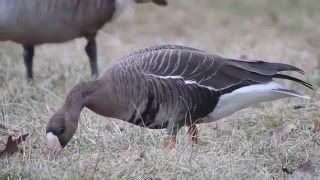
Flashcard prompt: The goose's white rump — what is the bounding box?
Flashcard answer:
[204,81,309,122]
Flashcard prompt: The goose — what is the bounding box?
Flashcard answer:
[46,45,315,152]
[0,0,167,80]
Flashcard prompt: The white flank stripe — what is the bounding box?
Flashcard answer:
[145,74,183,79]
[184,80,197,84]
[184,80,217,90]
[145,73,217,91]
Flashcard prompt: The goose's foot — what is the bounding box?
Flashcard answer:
[164,135,176,150]
[187,124,198,144]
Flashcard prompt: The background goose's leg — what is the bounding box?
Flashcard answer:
[187,124,198,144]
[23,44,34,80]
[85,36,98,78]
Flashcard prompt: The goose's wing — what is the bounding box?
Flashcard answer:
[135,45,313,93]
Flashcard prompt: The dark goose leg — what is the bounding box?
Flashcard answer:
[85,36,98,78]
[23,44,34,80]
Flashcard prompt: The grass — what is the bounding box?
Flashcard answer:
[0,0,320,179]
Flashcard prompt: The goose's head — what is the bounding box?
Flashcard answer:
[46,107,80,153]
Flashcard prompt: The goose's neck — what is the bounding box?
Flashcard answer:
[63,81,94,120]
[65,78,122,120]
[81,78,120,118]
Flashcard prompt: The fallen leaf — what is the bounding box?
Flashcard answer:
[0,134,29,158]
[272,122,296,142]
[313,118,320,133]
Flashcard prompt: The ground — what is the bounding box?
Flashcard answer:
[0,0,320,179]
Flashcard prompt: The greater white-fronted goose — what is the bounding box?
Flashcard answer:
[46,45,315,151]
[0,0,167,79]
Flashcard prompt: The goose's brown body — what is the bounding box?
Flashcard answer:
[46,45,314,150]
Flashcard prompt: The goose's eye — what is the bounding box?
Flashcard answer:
[59,127,65,134]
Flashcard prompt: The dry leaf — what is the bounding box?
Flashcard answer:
[0,134,29,158]
[0,124,28,145]
[313,118,320,133]
[272,122,296,142]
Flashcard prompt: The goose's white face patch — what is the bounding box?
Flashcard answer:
[46,132,62,153]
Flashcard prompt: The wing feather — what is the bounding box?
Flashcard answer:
[122,45,314,93]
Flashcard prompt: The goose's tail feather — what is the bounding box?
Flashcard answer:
[226,59,306,75]
[273,74,316,91]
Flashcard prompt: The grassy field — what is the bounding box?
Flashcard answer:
[0,0,320,179]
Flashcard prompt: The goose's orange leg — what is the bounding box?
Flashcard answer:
[187,124,198,144]
[164,135,176,150]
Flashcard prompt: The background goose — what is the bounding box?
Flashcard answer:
[46,45,315,151]
[0,0,167,80]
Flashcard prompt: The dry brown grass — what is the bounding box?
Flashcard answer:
[0,0,320,179]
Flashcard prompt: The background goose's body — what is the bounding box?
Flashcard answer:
[0,0,167,79]
[0,0,115,44]
[46,45,314,150]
